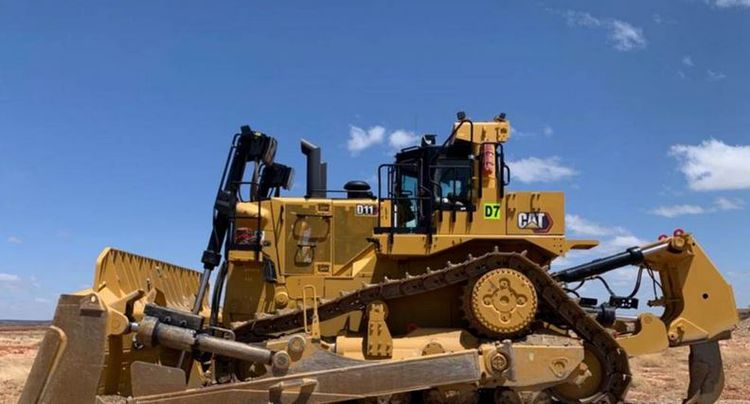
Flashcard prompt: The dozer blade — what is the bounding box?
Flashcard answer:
[20,248,206,404]
[19,294,109,403]
[92,247,207,313]
[684,341,725,404]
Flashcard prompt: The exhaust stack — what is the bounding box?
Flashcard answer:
[301,139,327,198]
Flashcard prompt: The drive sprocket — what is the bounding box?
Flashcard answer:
[463,268,538,337]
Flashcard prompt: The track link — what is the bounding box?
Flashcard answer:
[232,250,631,402]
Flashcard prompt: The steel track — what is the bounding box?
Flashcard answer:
[232,250,631,402]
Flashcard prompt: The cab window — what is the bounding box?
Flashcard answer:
[433,160,471,208]
[396,166,418,228]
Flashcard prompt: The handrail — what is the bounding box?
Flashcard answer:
[376,162,430,233]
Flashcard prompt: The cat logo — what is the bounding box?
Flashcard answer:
[517,212,553,233]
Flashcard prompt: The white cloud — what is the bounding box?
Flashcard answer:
[0,273,22,291]
[649,204,707,218]
[562,215,647,257]
[512,126,554,139]
[554,215,650,275]
[7,236,22,244]
[561,10,646,52]
[607,235,650,250]
[713,0,750,8]
[508,157,577,183]
[34,297,51,304]
[564,10,602,27]
[347,125,420,155]
[669,139,750,191]
[0,273,21,283]
[511,128,532,138]
[610,20,647,51]
[682,56,694,67]
[388,130,419,150]
[609,267,641,283]
[715,196,744,210]
[650,197,744,217]
[347,125,385,155]
[30,275,41,288]
[566,214,628,237]
[707,69,727,81]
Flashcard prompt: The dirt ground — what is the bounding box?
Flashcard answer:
[1,319,749,404]
[0,325,47,404]
[627,317,750,404]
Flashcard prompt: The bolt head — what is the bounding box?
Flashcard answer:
[287,335,306,356]
[274,291,289,308]
[489,352,508,373]
[272,351,291,374]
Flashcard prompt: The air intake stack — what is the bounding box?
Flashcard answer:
[301,139,327,198]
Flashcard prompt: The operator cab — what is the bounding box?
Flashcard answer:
[376,113,510,235]
[387,139,473,231]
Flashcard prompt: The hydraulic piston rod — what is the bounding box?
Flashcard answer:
[553,241,670,283]
[133,317,286,370]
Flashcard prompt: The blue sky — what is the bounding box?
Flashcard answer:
[1,1,749,319]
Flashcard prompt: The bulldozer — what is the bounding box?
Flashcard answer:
[21,112,739,403]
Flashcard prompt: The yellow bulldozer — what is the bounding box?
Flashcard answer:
[21,113,738,403]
